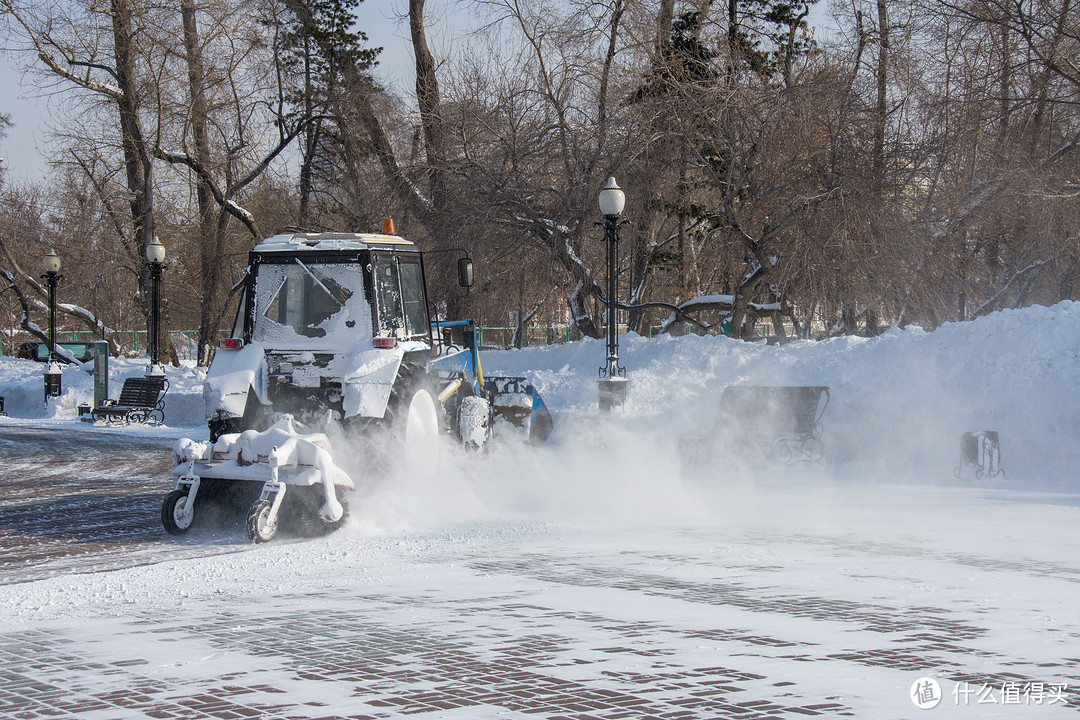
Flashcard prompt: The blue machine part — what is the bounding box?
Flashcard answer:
[484,376,553,444]
[429,318,552,444]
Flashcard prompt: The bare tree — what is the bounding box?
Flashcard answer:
[2,0,161,346]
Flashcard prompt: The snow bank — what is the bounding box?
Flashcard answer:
[0,354,207,427]
[483,301,1080,490]
[2,301,1076,526]
[295,301,1080,538]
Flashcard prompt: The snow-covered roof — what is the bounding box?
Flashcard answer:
[254,232,417,253]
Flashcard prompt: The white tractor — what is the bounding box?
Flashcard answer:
[162,224,551,542]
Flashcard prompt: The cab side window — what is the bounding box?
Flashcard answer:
[400,259,428,338]
[374,255,429,339]
[374,256,404,336]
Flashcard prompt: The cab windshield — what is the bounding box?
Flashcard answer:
[251,261,372,348]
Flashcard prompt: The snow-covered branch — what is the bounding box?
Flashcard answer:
[973,259,1052,319]
[1,2,124,100]
[153,148,260,239]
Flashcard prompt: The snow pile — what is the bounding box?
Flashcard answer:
[331,302,1080,535]
[0,354,206,427]
[484,301,1080,486]
[3,301,1077,517]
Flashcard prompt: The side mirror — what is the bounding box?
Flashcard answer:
[457,257,474,288]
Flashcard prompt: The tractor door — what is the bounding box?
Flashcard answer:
[373,254,430,341]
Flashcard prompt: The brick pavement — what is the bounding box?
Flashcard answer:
[2,543,1079,719]
[2,427,1079,719]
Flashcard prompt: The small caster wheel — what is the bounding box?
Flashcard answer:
[771,438,794,465]
[161,489,194,535]
[246,499,278,543]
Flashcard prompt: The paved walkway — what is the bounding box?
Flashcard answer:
[3,521,1079,719]
[1,428,1078,719]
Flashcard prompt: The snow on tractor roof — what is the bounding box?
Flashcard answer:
[254,232,418,252]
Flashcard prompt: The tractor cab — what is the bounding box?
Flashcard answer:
[239,232,431,347]
[208,230,438,437]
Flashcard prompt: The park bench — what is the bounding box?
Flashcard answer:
[91,375,169,425]
[955,430,1004,480]
[680,385,830,467]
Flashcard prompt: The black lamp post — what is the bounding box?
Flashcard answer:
[597,177,627,412]
[41,249,63,400]
[146,236,166,376]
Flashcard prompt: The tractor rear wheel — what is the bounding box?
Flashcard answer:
[384,367,443,477]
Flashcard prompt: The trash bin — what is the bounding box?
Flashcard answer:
[44,371,62,398]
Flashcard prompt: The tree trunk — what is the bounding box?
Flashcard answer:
[727,0,739,80]
[567,288,603,339]
[657,0,675,62]
[873,0,889,193]
[297,36,319,226]
[409,0,446,211]
[111,0,166,363]
[180,0,218,365]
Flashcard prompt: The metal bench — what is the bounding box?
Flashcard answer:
[955,431,1004,480]
[680,385,830,467]
[91,375,169,425]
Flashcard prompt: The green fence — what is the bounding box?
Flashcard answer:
[477,325,575,349]
[476,325,632,349]
[2,330,204,361]
[5,323,719,358]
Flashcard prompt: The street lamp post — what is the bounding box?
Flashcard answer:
[597,177,627,412]
[146,236,166,377]
[41,249,63,401]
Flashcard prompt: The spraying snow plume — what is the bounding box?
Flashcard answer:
[328,303,1080,534]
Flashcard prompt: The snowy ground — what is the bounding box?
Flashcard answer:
[1,303,1079,718]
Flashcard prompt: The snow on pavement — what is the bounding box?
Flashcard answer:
[1,490,1077,718]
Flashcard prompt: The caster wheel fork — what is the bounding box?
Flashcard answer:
[247,481,287,543]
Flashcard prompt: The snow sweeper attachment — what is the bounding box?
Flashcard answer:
[428,319,553,445]
[164,418,353,542]
[162,229,552,542]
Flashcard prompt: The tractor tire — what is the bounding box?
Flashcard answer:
[456,394,493,450]
[161,489,194,535]
[246,499,278,543]
[383,366,444,477]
